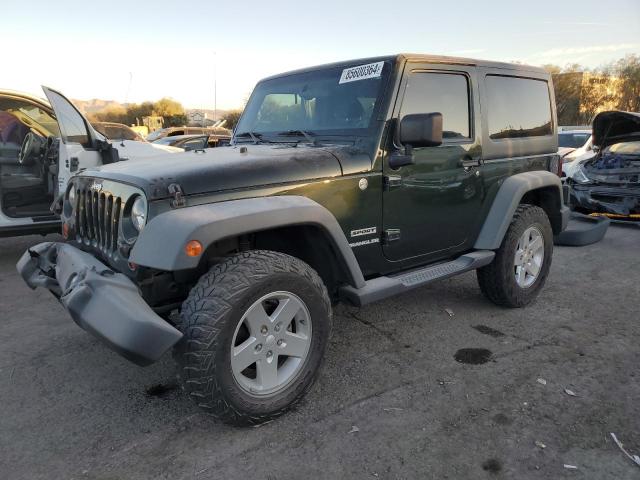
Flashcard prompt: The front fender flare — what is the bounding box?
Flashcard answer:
[130,196,366,288]
[474,171,567,250]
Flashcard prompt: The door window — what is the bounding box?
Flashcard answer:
[45,90,91,147]
[400,72,471,140]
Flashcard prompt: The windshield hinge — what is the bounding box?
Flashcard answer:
[168,183,186,208]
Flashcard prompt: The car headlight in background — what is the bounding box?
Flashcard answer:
[131,196,147,232]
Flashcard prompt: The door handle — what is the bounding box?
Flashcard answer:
[460,157,481,169]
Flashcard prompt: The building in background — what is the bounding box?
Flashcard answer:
[553,72,620,126]
[186,109,220,127]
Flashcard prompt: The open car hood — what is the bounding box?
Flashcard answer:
[592,111,640,149]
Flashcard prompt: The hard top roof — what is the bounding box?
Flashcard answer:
[260,53,546,82]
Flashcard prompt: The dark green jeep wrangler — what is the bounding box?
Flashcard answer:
[18,54,568,425]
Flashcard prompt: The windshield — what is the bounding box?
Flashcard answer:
[235,60,390,140]
[152,136,175,145]
[93,123,143,141]
[146,128,168,141]
[558,132,590,148]
[0,99,60,138]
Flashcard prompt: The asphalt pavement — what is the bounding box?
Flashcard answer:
[1,225,639,479]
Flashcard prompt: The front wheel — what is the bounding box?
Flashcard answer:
[477,204,553,307]
[174,250,332,425]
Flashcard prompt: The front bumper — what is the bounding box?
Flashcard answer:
[570,184,640,222]
[17,242,183,366]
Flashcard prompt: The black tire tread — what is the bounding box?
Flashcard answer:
[477,204,553,308]
[173,250,331,425]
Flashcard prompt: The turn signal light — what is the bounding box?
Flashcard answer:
[62,223,69,239]
[185,240,203,257]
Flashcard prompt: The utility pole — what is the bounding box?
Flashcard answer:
[213,51,217,123]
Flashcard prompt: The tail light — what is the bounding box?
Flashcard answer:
[550,155,563,177]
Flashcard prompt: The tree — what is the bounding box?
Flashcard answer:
[611,54,640,112]
[89,105,127,124]
[153,98,185,117]
[151,98,186,127]
[126,101,154,125]
[221,110,243,131]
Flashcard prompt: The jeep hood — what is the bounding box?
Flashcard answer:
[81,144,345,199]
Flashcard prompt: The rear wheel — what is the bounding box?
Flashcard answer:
[174,250,331,425]
[477,204,553,307]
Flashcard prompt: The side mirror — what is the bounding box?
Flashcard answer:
[399,113,443,148]
[96,139,120,164]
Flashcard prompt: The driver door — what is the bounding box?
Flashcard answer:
[42,87,102,197]
[382,65,484,263]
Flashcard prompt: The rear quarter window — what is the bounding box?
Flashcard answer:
[486,75,552,140]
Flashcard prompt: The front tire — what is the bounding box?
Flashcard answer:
[174,250,331,425]
[477,204,553,308]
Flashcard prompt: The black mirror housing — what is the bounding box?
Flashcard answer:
[96,139,120,164]
[399,113,443,148]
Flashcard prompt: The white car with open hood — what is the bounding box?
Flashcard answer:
[0,87,182,237]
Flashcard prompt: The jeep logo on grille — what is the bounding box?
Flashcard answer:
[89,182,103,193]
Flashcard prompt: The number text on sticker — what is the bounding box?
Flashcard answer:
[339,62,384,84]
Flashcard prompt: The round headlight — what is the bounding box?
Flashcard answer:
[67,187,76,208]
[131,196,147,232]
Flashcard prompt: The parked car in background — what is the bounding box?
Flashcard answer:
[568,111,640,222]
[558,129,592,158]
[0,89,61,236]
[91,121,184,160]
[152,133,230,150]
[146,125,231,144]
[92,122,146,142]
[558,129,593,176]
[0,88,182,237]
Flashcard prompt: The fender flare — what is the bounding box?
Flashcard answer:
[130,196,366,288]
[474,171,566,250]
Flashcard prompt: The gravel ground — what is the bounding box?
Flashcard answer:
[1,225,639,480]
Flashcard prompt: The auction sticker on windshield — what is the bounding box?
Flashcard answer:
[339,61,384,84]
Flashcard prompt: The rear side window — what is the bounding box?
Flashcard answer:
[400,72,470,139]
[486,76,552,140]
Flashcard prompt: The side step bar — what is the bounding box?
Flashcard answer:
[339,250,495,307]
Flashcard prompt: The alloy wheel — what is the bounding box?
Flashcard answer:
[514,226,545,288]
[230,291,312,396]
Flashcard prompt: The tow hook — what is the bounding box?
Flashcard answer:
[168,183,186,208]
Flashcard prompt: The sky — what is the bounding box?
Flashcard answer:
[2,0,639,112]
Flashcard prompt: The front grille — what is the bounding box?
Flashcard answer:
[75,187,122,253]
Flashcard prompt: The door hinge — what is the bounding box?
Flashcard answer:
[69,157,79,172]
[383,229,401,244]
[383,175,402,190]
[168,183,186,208]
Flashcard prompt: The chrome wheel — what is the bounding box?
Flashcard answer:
[514,226,545,288]
[230,291,312,396]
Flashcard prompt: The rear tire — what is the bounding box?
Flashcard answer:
[173,250,331,425]
[477,204,553,308]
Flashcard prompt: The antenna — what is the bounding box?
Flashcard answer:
[213,51,217,125]
[124,72,133,105]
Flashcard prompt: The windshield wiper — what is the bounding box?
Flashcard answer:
[276,129,317,144]
[235,131,268,144]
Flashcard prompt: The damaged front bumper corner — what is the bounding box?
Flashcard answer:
[570,184,640,222]
[17,242,183,366]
